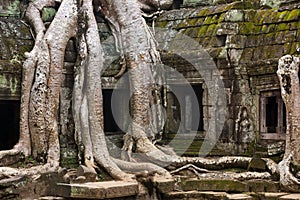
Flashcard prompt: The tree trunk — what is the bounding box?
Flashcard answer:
[104,0,177,166]
[277,55,300,191]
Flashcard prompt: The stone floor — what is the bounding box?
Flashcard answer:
[44,178,300,200]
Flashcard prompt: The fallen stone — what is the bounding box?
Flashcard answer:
[56,181,139,199]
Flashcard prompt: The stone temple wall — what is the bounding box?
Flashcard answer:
[0,0,299,165]
[156,0,300,156]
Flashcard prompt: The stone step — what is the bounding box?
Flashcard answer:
[180,179,280,193]
[55,181,139,199]
[162,191,229,200]
[279,194,300,200]
[163,192,300,200]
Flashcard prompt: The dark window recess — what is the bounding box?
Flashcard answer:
[0,100,20,150]
[216,35,227,47]
[260,90,286,140]
[266,96,278,133]
[173,0,183,9]
[103,89,122,133]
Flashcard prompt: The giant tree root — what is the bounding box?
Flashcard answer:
[278,155,300,192]
[0,149,24,167]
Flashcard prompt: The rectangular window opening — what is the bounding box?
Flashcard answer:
[260,90,286,140]
[217,35,227,47]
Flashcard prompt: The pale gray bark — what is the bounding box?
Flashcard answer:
[277,55,300,191]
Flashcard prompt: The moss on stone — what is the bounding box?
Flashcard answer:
[185,27,201,38]
[60,148,79,168]
[157,21,168,28]
[197,25,208,37]
[254,10,265,25]
[277,10,289,22]
[263,10,279,24]
[188,18,199,26]
[6,0,20,16]
[244,10,256,22]
[286,9,300,21]
[290,42,299,55]
[206,24,217,36]
[289,22,298,30]
[262,24,276,33]
[282,42,292,55]
[276,23,290,31]
[218,13,225,23]
[42,7,56,22]
[203,16,213,25]
[239,22,260,35]
[198,8,209,17]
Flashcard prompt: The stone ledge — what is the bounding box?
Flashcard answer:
[56,181,139,199]
[279,194,300,200]
[179,178,280,193]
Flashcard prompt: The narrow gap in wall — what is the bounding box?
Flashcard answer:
[0,100,20,150]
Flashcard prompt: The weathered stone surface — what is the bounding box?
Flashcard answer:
[248,158,267,172]
[163,191,228,200]
[153,177,176,193]
[280,194,300,200]
[226,193,253,200]
[257,192,289,200]
[56,181,139,199]
[39,197,66,200]
[247,180,280,193]
[76,165,97,182]
[181,179,248,192]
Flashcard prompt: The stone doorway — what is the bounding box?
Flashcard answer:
[165,84,204,134]
[0,100,20,150]
[103,89,129,134]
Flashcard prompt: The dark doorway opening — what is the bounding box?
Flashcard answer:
[0,100,20,150]
[266,96,278,133]
[192,84,204,131]
[103,89,122,133]
[166,84,204,133]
